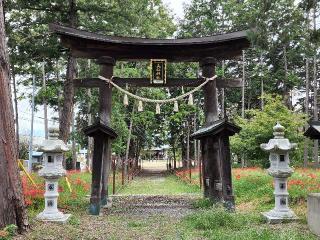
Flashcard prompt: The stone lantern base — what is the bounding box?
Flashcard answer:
[37,210,71,224]
[262,209,298,224]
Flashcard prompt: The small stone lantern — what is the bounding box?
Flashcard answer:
[36,127,71,223]
[260,122,297,223]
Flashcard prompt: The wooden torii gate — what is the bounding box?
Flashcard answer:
[50,23,250,214]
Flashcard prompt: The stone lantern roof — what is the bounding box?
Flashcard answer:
[260,123,297,152]
[38,127,69,153]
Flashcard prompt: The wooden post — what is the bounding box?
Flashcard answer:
[199,153,202,189]
[187,122,191,183]
[126,159,130,183]
[122,157,125,186]
[89,135,104,215]
[202,57,219,125]
[200,57,226,203]
[97,56,115,206]
[84,123,117,215]
[220,135,234,208]
[112,159,116,195]
[201,142,207,196]
[193,120,237,209]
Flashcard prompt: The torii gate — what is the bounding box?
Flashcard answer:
[50,23,250,214]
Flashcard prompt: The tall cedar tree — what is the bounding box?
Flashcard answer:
[0,0,28,232]
[59,0,77,144]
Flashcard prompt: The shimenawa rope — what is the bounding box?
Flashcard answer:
[98,75,217,104]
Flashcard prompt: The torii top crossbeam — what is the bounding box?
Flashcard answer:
[49,24,250,62]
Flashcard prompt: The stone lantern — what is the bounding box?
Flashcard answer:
[36,127,71,223]
[260,122,297,223]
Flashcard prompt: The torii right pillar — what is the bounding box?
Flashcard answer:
[192,57,241,210]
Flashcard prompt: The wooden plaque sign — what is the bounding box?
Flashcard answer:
[150,59,166,84]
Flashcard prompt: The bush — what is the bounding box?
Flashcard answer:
[231,95,307,167]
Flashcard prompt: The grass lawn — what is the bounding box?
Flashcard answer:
[118,173,200,195]
[7,167,319,239]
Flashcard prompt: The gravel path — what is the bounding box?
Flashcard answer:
[107,169,199,218]
[107,194,198,218]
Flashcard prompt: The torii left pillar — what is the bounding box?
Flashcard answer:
[84,122,117,215]
[86,56,116,215]
[97,57,115,207]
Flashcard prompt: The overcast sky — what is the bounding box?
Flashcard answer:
[163,0,190,20]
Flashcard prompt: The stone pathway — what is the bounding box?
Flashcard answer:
[107,168,199,218]
[107,194,197,218]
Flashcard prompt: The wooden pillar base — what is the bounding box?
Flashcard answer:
[191,119,240,210]
[84,122,117,215]
[89,201,101,215]
[88,136,103,215]
[100,190,108,206]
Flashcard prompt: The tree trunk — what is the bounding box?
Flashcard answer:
[193,115,197,166]
[241,51,246,167]
[313,54,318,166]
[28,76,35,172]
[42,61,48,139]
[221,61,225,118]
[59,0,77,143]
[86,59,93,170]
[0,0,28,231]
[125,106,135,177]
[187,122,191,181]
[283,46,292,109]
[242,50,245,118]
[172,142,176,169]
[71,109,77,170]
[304,58,310,167]
[59,55,76,142]
[186,121,190,167]
[87,87,93,164]
[56,60,63,123]
[11,66,19,153]
[181,134,188,168]
[260,52,264,110]
[313,6,319,167]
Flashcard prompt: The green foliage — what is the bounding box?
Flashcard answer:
[180,0,313,111]
[0,225,17,240]
[192,198,214,209]
[233,170,273,208]
[18,140,29,159]
[231,95,307,167]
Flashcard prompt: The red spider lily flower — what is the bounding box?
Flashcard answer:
[308,173,317,179]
